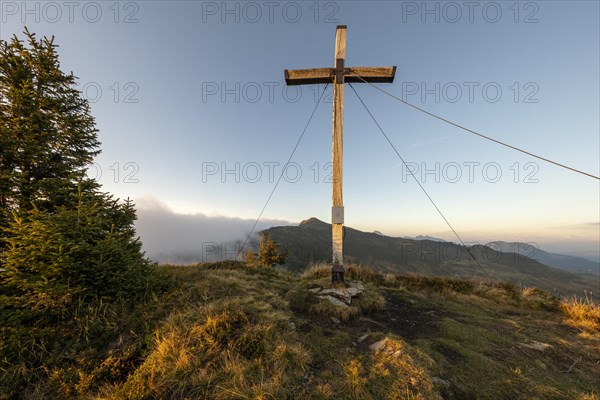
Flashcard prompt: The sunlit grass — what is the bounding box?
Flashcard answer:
[560,293,600,336]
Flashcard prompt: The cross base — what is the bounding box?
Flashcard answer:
[331,264,345,284]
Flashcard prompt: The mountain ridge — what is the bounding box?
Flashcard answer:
[262,218,598,297]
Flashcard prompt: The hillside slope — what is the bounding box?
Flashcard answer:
[3,262,598,399]
[263,218,598,297]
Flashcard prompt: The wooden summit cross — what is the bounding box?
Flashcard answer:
[284,25,396,284]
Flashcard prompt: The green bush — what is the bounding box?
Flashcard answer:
[2,189,155,312]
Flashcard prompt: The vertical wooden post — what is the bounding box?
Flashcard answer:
[283,25,395,285]
[331,25,346,283]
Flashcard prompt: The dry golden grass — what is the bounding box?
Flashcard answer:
[302,262,385,284]
[333,337,441,400]
[301,262,331,279]
[309,299,361,322]
[100,302,309,399]
[341,358,370,400]
[560,293,600,336]
[576,391,600,400]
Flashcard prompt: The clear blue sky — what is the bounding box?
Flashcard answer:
[1,1,599,260]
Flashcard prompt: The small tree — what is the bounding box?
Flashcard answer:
[245,249,256,266]
[256,232,286,267]
[2,189,153,311]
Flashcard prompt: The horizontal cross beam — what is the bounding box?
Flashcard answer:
[284,66,396,86]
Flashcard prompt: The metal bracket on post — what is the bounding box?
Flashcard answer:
[335,58,345,84]
[332,206,344,224]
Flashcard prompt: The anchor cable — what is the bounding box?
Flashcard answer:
[349,83,492,279]
[346,72,599,181]
[236,83,330,259]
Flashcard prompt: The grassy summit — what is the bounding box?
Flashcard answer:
[1,262,599,399]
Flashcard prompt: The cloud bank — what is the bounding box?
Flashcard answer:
[133,196,292,264]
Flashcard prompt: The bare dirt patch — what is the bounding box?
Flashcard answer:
[294,289,445,343]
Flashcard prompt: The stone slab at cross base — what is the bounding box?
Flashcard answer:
[312,280,365,306]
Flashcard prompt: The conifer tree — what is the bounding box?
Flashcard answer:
[256,232,286,267]
[245,249,256,266]
[0,29,100,263]
[0,30,153,310]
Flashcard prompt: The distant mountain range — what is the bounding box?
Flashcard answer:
[262,218,598,297]
[403,235,447,242]
[486,241,599,275]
